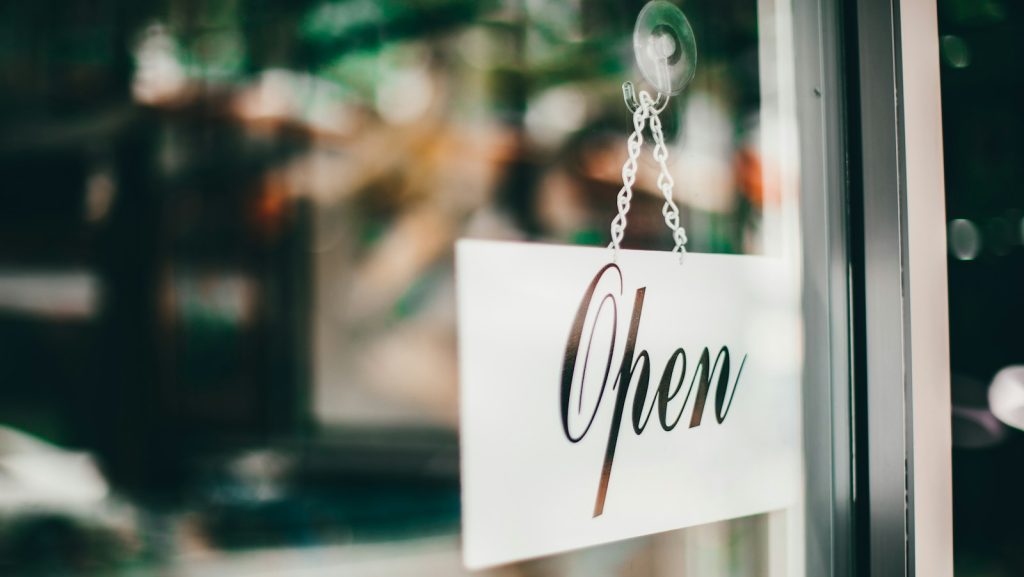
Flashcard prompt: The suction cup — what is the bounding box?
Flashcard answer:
[633,1,697,95]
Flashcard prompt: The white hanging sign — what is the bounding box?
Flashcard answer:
[457,240,802,569]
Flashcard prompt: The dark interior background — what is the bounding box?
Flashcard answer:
[938,0,1024,575]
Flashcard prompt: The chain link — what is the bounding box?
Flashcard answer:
[608,97,649,254]
[608,89,688,260]
[646,95,688,255]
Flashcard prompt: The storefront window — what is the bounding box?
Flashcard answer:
[0,1,830,575]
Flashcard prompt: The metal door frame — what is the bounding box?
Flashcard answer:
[796,0,953,575]
[792,0,854,576]
[846,0,954,575]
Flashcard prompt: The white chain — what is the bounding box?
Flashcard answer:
[608,96,649,254]
[646,95,688,255]
[608,89,688,260]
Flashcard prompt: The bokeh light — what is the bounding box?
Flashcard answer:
[988,366,1024,432]
[940,35,971,69]
[948,218,983,260]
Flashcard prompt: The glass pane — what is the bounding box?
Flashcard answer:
[0,0,828,575]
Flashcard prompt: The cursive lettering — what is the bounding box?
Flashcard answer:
[560,264,748,517]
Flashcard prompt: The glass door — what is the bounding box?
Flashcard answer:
[308,0,856,575]
[0,0,954,575]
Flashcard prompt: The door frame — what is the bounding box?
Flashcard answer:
[796,0,953,575]
[846,0,953,575]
